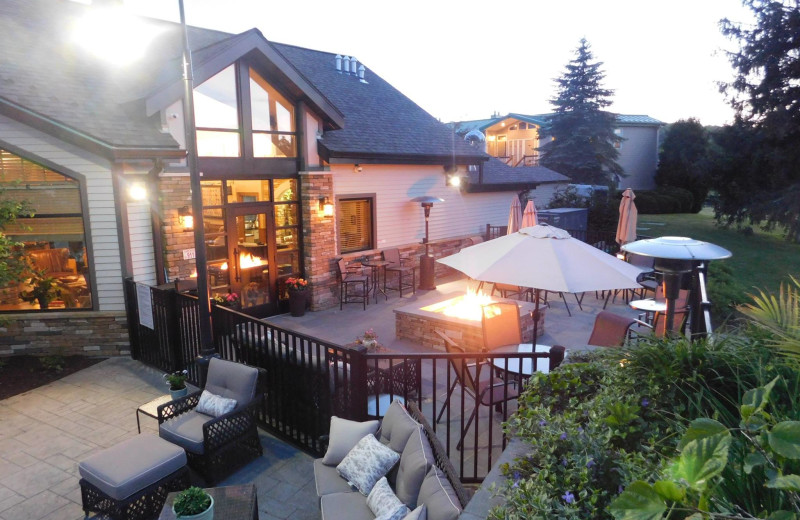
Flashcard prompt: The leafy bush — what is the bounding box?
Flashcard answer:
[493,334,797,520]
[707,261,747,323]
[634,187,695,214]
[39,355,65,372]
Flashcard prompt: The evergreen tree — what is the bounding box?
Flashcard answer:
[655,119,711,213]
[716,0,800,241]
[538,38,622,186]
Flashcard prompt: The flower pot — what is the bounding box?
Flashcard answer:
[173,494,214,520]
[361,339,377,350]
[170,387,188,400]
[37,297,49,309]
[288,290,306,317]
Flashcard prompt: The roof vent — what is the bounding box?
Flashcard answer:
[358,65,368,83]
[335,54,342,73]
[350,57,358,75]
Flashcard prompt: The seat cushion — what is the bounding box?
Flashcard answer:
[158,410,209,454]
[204,358,259,412]
[320,492,373,520]
[417,466,462,520]
[379,401,421,453]
[314,458,356,497]
[79,434,186,501]
[395,427,434,509]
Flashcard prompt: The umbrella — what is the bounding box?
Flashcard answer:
[521,200,538,228]
[616,188,638,245]
[507,197,522,235]
[438,224,644,340]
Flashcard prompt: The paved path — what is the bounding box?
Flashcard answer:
[0,357,317,520]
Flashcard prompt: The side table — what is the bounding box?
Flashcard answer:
[159,484,258,520]
[137,395,173,433]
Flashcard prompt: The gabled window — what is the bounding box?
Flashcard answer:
[195,65,241,157]
[250,69,296,158]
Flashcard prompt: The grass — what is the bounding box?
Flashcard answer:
[637,209,800,294]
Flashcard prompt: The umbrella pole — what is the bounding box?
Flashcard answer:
[532,288,540,345]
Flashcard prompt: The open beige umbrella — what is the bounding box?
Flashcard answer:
[507,196,522,235]
[521,200,538,228]
[438,224,644,339]
[616,188,638,245]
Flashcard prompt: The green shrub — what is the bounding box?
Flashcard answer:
[39,355,65,372]
[706,261,747,323]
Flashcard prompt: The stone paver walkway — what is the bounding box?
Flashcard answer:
[0,357,317,520]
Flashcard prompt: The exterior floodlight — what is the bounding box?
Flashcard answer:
[622,236,731,337]
[411,196,444,290]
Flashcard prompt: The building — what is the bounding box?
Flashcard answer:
[454,112,664,190]
[0,0,568,355]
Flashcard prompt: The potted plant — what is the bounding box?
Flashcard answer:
[172,486,213,520]
[285,277,309,317]
[211,292,240,309]
[358,328,379,350]
[20,270,62,309]
[164,369,189,400]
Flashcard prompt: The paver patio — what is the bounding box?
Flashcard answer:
[0,273,643,520]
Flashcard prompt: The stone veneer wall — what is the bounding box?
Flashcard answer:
[158,176,195,282]
[300,172,338,310]
[0,312,130,357]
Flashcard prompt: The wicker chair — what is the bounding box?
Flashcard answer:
[158,358,263,484]
[382,248,416,297]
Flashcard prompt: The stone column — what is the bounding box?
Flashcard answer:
[158,175,195,281]
[300,171,338,310]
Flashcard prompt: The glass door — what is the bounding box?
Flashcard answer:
[226,205,276,314]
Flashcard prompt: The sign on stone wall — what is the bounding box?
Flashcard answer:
[136,283,154,330]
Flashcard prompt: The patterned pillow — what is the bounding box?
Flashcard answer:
[403,505,427,520]
[195,390,237,417]
[337,434,400,495]
[367,477,409,520]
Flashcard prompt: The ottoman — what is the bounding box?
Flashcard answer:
[79,434,189,520]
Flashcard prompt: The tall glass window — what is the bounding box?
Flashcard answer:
[194,65,241,157]
[0,149,92,311]
[250,68,296,158]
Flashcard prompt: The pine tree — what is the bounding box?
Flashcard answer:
[538,38,622,186]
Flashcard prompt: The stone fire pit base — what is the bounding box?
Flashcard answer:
[395,296,545,352]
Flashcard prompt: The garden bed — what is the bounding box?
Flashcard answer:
[0,355,106,400]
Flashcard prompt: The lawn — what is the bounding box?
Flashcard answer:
[637,209,800,294]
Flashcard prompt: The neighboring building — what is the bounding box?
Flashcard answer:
[454,112,664,190]
[0,0,566,355]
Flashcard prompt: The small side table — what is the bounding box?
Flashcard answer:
[137,395,173,433]
[363,260,389,303]
[159,484,258,520]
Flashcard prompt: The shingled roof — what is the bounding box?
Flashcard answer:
[454,112,663,134]
[465,157,570,192]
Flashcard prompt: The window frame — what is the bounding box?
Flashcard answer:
[336,194,377,254]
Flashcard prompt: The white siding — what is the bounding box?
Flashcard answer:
[0,114,126,311]
[330,164,566,251]
[127,201,157,285]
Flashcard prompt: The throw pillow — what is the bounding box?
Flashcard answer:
[417,466,462,520]
[367,477,409,520]
[403,505,427,520]
[337,434,400,495]
[195,390,237,417]
[395,426,434,508]
[321,416,380,466]
[380,401,421,452]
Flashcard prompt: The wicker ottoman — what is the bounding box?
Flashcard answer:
[79,434,189,520]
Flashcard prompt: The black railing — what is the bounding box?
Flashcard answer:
[124,278,560,482]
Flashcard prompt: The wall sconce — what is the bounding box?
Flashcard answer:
[354,164,363,173]
[318,197,334,217]
[128,181,147,201]
[445,172,462,188]
[178,206,194,230]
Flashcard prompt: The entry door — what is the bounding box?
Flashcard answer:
[226,205,277,315]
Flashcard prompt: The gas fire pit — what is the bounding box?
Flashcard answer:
[394,290,544,352]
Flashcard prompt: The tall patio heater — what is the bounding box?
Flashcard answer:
[622,236,731,337]
[411,196,444,290]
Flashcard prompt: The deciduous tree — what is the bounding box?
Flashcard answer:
[655,119,710,213]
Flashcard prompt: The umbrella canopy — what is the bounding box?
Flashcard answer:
[616,188,638,245]
[507,197,522,235]
[521,200,538,228]
[438,224,643,294]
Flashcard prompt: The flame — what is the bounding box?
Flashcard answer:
[190,270,197,278]
[220,252,266,270]
[440,289,495,322]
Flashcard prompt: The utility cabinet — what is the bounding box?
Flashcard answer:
[536,207,589,232]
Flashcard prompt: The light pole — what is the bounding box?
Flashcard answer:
[177,0,215,379]
[411,196,443,290]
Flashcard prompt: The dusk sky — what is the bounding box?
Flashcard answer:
[122,0,754,126]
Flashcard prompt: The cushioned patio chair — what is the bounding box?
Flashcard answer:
[587,311,636,347]
[158,358,263,484]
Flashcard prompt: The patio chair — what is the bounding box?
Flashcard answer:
[651,308,690,337]
[337,258,369,310]
[382,248,416,297]
[490,283,533,302]
[158,358,263,484]
[482,301,522,352]
[587,310,636,347]
[433,330,519,450]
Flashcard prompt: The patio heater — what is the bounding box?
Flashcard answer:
[621,237,731,337]
[411,196,444,290]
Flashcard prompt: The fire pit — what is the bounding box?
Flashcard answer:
[394,290,544,352]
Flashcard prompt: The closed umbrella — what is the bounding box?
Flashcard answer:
[616,188,638,245]
[438,224,644,340]
[507,196,522,235]
[521,200,538,228]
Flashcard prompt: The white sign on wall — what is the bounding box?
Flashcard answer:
[136,283,154,330]
[183,248,196,260]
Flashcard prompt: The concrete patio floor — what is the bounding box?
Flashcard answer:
[0,273,644,520]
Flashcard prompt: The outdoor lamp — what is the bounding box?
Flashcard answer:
[411,196,443,290]
[128,181,148,201]
[622,236,731,337]
[318,197,334,217]
[445,171,462,187]
[178,206,193,230]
